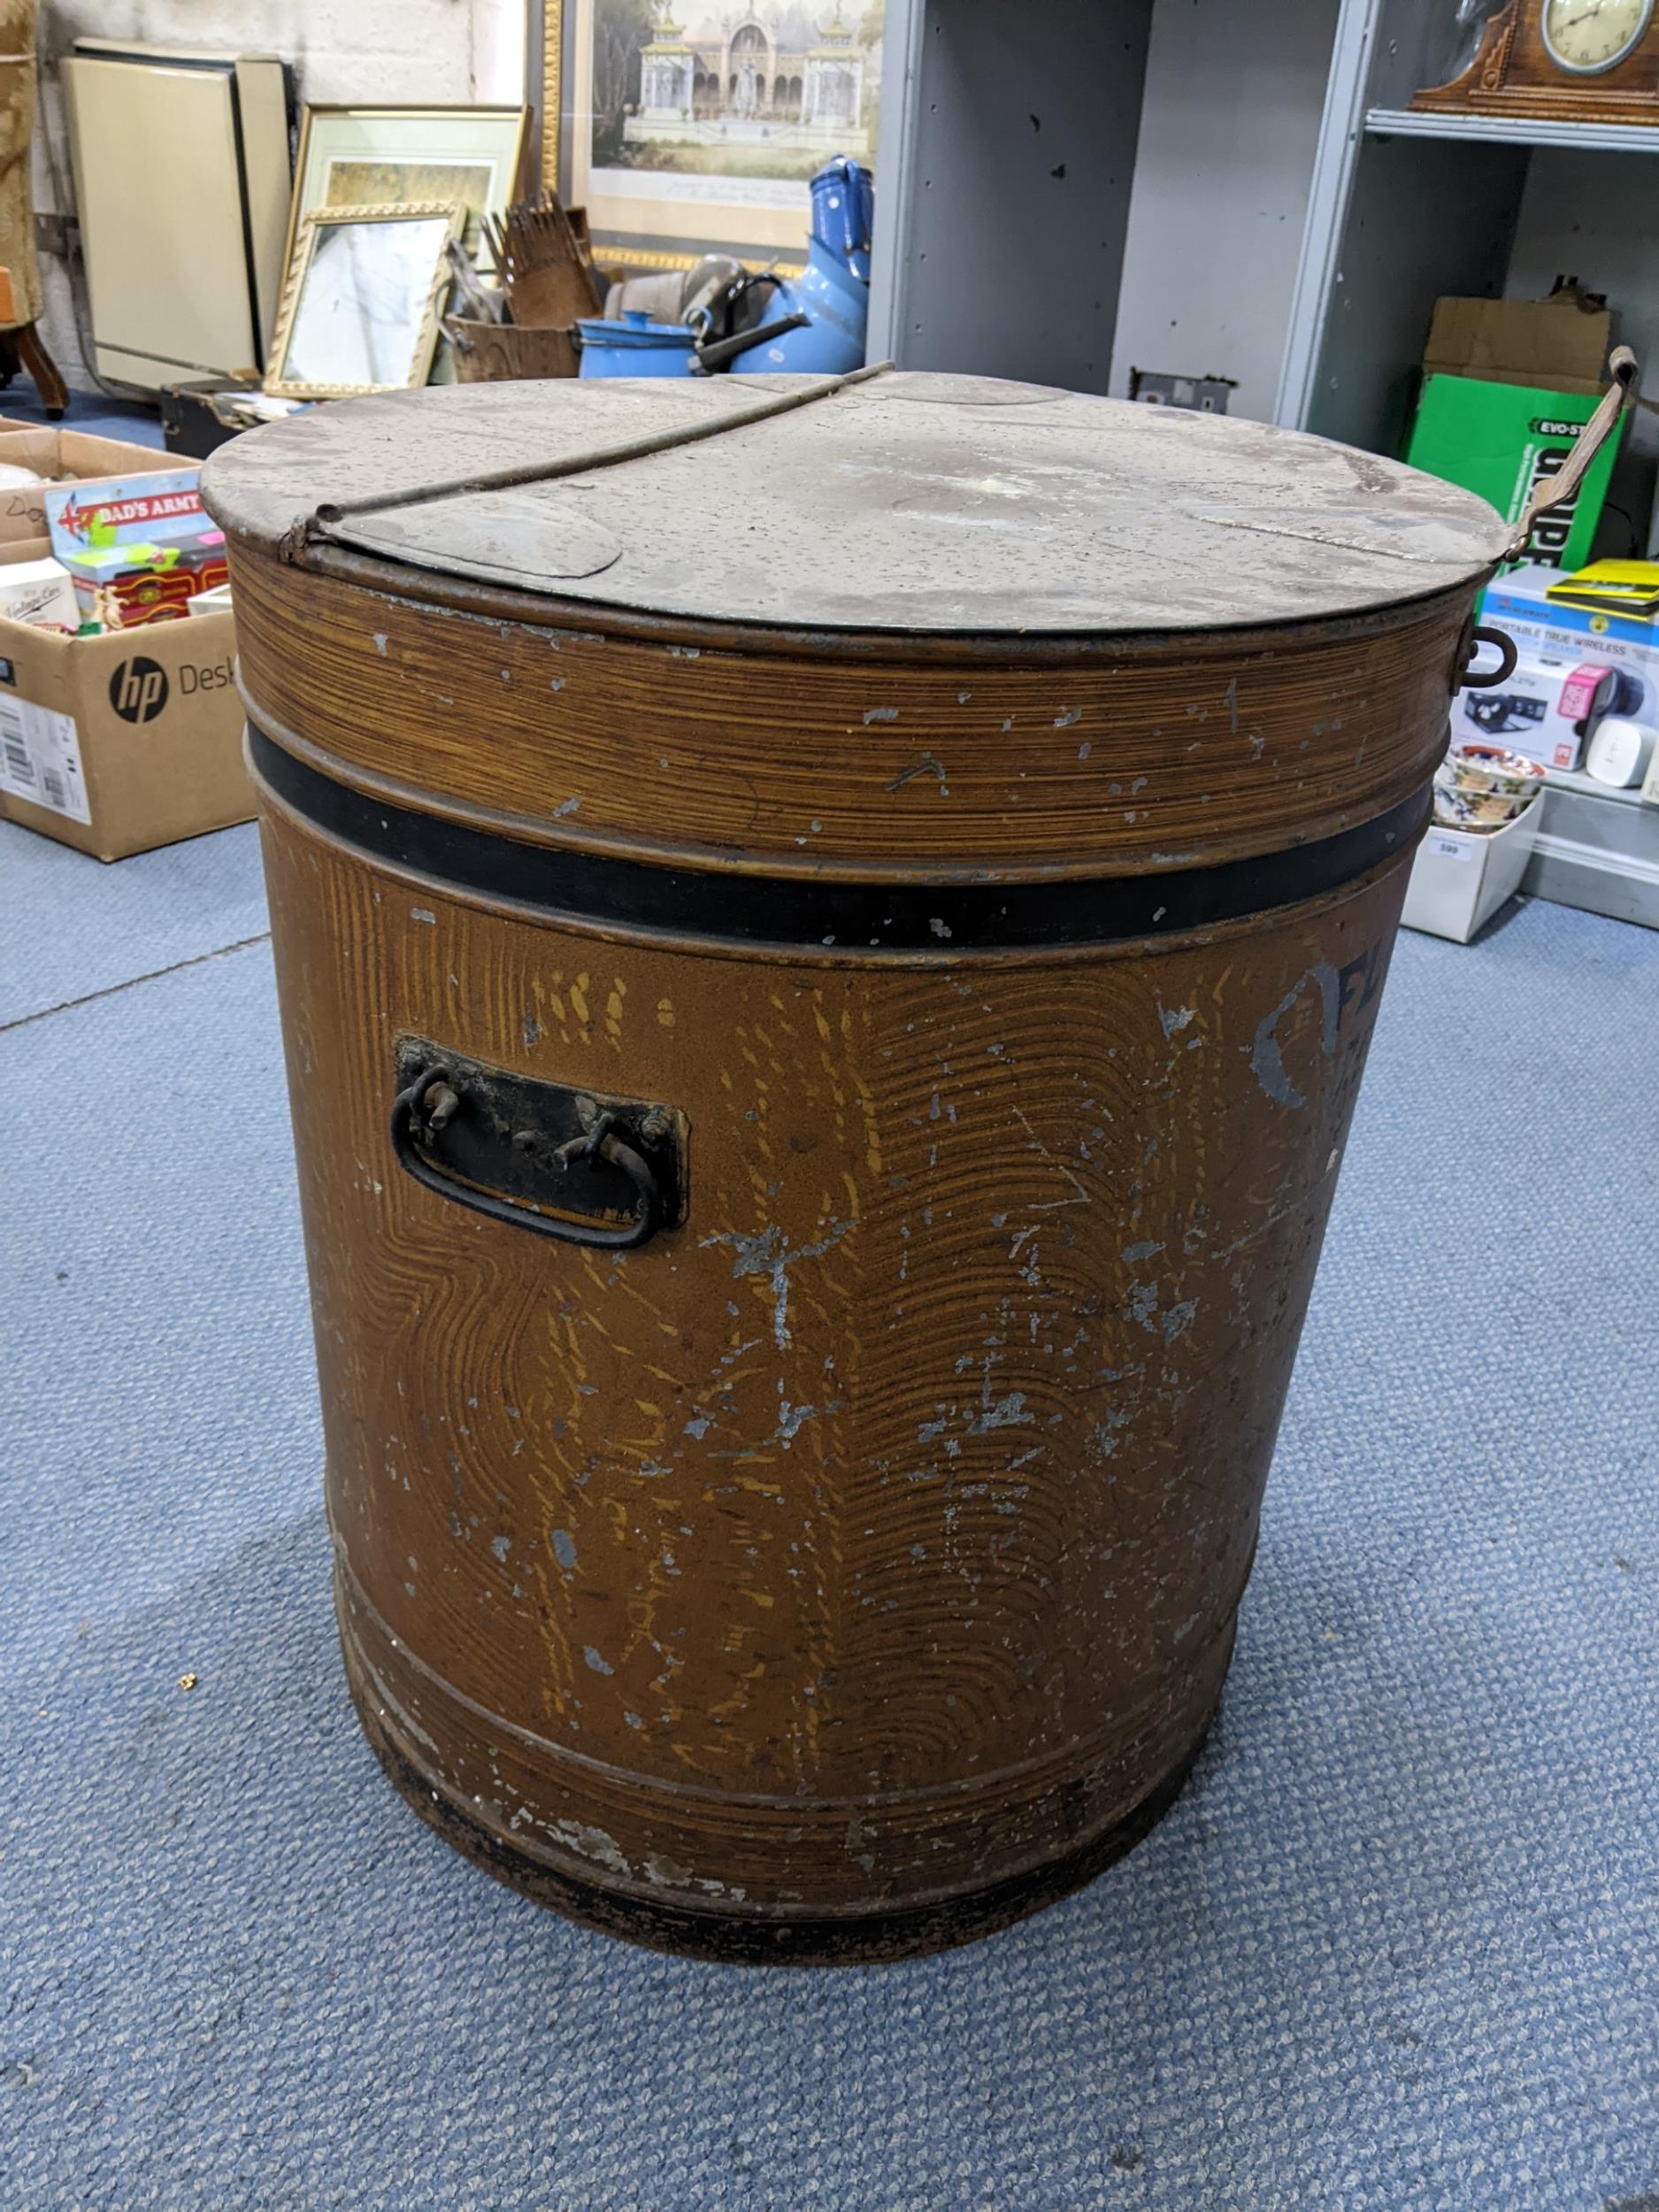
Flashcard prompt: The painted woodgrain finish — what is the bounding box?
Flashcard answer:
[231,549,1476,883]
[256,779,1409,1954]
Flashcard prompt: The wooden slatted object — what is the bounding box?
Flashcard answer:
[204,370,1509,1962]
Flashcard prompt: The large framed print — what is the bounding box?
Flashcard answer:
[288,105,530,278]
[548,2,884,270]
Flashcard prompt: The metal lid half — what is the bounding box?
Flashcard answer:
[203,366,1510,635]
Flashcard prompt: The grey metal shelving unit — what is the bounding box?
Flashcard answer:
[866,0,1344,411]
[1276,0,1659,452]
[866,0,1156,393]
[865,0,1659,927]
[1273,0,1659,926]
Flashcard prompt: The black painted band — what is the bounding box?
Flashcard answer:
[250,724,1428,952]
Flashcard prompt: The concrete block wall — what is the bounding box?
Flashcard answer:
[31,0,526,392]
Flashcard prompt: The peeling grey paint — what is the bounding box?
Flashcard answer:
[702,1219,853,1350]
[548,1819,630,1874]
[968,1391,1033,1435]
[1251,961,1341,1110]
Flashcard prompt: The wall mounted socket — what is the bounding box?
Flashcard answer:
[1128,367,1238,413]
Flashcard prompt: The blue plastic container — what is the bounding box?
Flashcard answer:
[577,311,698,380]
[729,242,869,378]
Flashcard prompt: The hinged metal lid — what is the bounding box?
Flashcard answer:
[204,367,1510,635]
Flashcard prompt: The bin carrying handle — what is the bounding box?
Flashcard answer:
[389,1059,669,1251]
[1502,345,1640,565]
[1458,626,1519,690]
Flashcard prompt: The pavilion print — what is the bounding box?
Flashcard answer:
[591,2,883,180]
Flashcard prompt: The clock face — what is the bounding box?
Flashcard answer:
[1540,0,1654,73]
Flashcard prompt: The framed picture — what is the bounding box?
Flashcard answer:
[545,1,885,272]
[265,202,465,400]
[287,104,530,278]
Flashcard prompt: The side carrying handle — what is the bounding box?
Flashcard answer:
[1503,345,1640,564]
[1458,625,1519,691]
[388,1043,684,1252]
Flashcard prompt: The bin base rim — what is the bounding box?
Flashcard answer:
[344,1629,1217,1966]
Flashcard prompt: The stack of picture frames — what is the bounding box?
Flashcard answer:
[265,104,530,401]
[257,7,890,403]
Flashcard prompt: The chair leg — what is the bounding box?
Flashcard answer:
[13,322,66,419]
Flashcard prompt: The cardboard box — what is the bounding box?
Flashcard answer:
[0,429,183,549]
[1404,374,1624,576]
[1423,292,1611,396]
[0,541,250,859]
[1456,564,1659,771]
[1401,797,1542,943]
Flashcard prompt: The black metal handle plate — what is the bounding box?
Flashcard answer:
[389,1036,686,1250]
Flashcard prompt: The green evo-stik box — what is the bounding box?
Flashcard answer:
[1404,373,1623,574]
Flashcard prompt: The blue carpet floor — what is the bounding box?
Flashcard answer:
[0,392,164,444]
[1,817,1655,2212]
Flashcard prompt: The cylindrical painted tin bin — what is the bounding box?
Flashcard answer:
[204,370,1509,1962]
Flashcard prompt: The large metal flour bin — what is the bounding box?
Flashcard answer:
[205,368,1514,1962]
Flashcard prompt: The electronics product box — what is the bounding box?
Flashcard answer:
[0,542,250,860]
[1401,801,1542,944]
[1455,563,1659,769]
[0,427,183,549]
[1405,375,1622,575]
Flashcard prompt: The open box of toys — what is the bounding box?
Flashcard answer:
[0,446,250,860]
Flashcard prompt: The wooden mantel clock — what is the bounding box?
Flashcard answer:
[1411,0,1659,122]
